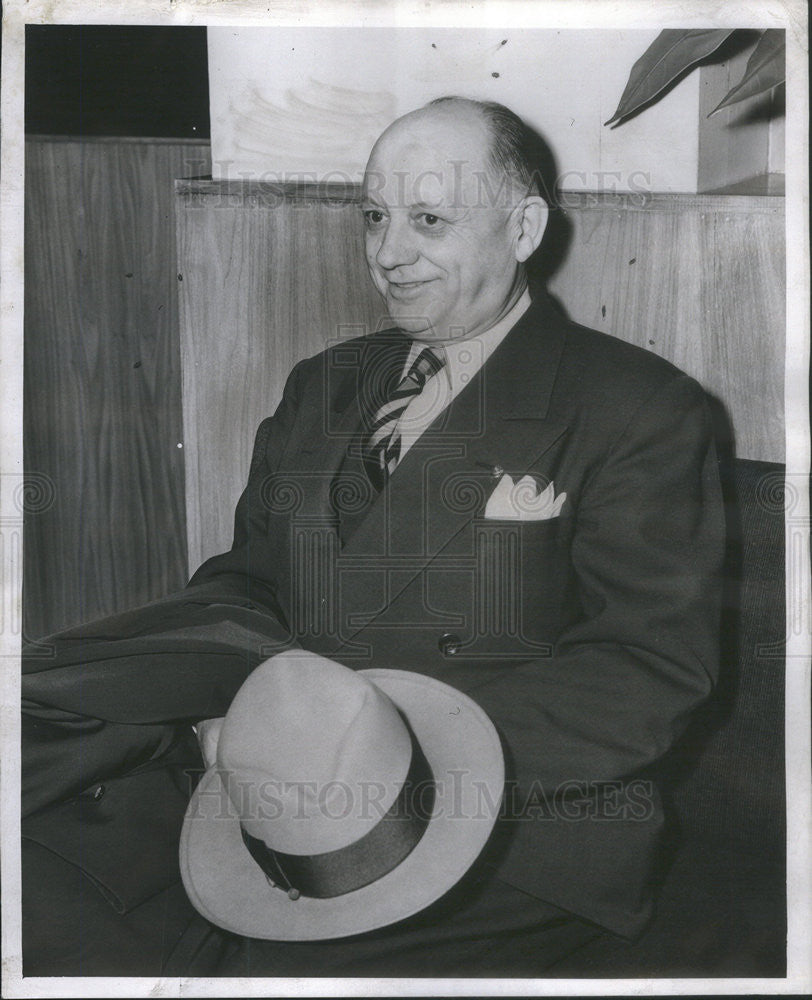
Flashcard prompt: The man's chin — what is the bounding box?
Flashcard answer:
[385,307,435,337]
[389,312,432,337]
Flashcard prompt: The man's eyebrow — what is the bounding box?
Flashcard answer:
[359,197,460,214]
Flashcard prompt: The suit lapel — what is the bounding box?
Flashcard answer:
[287,330,412,521]
[334,296,570,631]
[271,332,412,635]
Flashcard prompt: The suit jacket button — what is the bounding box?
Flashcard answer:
[439,633,462,656]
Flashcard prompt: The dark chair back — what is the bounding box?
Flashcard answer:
[554,458,787,976]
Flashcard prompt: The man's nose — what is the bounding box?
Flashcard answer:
[374,218,418,270]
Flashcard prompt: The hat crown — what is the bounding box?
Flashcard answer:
[217,651,414,854]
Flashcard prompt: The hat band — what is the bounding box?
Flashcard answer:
[240,733,435,900]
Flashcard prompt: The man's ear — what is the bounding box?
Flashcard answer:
[514,196,548,263]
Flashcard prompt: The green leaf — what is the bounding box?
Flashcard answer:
[606,28,735,126]
[709,29,785,116]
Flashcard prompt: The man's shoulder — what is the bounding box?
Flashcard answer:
[282,329,405,404]
[551,312,683,384]
[292,328,402,372]
[536,299,695,402]
[519,296,709,443]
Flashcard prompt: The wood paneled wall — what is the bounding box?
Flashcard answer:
[24,137,211,640]
[545,192,785,464]
[177,183,785,571]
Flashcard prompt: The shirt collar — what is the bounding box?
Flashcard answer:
[405,288,532,396]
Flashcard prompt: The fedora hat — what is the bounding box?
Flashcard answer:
[179,650,504,940]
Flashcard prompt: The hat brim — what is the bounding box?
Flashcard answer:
[179,668,504,941]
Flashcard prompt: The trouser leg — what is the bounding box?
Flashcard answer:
[165,863,608,978]
[21,841,200,978]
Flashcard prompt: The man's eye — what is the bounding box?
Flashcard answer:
[422,213,440,226]
[363,209,385,226]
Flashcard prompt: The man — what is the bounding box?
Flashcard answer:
[21,97,724,976]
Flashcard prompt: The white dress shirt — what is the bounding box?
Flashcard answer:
[396,289,531,462]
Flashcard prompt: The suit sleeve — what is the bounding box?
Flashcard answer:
[468,373,725,790]
[233,363,305,548]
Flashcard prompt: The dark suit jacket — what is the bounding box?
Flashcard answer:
[22,294,724,944]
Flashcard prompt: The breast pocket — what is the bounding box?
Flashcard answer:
[475,514,570,547]
[473,516,570,585]
[453,517,573,655]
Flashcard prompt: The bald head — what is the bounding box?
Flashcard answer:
[361,99,548,342]
[365,98,533,211]
[371,99,487,161]
[428,96,543,197]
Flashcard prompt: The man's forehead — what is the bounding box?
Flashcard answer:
[377,104,488,156]
[362,109,499,208]
[363,158,480,207]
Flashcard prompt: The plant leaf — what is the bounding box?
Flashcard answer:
[709,29,785,115]
[606,28,736,126]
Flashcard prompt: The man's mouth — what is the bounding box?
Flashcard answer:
[387,279,434,297]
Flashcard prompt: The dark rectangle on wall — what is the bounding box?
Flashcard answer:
[25,25,210,138]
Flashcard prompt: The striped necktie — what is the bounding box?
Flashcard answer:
[364,345,446,491]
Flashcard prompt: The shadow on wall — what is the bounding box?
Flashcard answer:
[522,121,574,293]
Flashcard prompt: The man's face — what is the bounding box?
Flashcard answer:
[362,108,524,342]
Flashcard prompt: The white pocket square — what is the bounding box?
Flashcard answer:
[484,474,567,521]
